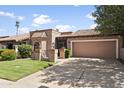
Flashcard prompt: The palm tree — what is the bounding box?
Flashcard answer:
[15,21,20,35]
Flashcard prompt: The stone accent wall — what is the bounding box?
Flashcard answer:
[47,49,58,62]
[32,49,58,62]
[32,52,39,60]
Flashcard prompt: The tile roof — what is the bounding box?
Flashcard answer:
[0,36,9,38]
[61,32,73,35]
[0,33,30,42]
[58,29,100,37]
[72,29,100,36]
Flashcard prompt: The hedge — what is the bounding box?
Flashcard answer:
[0,49,8,56]
[1,49,16,60]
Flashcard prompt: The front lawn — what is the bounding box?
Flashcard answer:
[0,59,53,81]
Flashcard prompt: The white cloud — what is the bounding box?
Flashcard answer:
[0,11,25,21]
[55,25,76,32]
[0,11,4,15]
[86,13,96,20]
[32,14,53,26]
[33,14,39,17]
[0,11,15,18]
[19,27,29,34]
[5,12,15,18]
[90,24,97,29]
[31,23,40,27]
[17,16,25,20]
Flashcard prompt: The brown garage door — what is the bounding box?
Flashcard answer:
[72,41,116,59]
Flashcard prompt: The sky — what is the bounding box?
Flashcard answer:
[0,5,96,36]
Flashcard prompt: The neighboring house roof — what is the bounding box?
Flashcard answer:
[57,29,100,37]
[31,32,47,38]
[0,36,9,38]
[0,33,30,42]
[57,29,119,38]
[61,32,73,35]
[72,29,100,36]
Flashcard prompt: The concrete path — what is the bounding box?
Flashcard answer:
[0,58,124,88]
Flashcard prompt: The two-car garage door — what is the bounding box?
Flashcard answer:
[72,40,118,59]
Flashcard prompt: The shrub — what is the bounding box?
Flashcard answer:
[64,49,71,58]
[18,44,32,58]
[1,49,16,60]
[0,49,8,56]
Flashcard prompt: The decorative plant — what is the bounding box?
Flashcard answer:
[18,44,32,58]
[0,49,8,56]
[64,49,71,58]
[1,49,16,60]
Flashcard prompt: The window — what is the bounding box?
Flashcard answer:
[34,42,39,51]
[6,43,13,49]
[57,40,67,49]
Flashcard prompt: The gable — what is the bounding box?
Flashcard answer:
[42,32,47,37]
[32,32,47,38]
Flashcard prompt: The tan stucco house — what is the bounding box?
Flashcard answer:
[0,29,124,61]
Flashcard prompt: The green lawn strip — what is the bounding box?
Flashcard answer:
[0,59,53,81]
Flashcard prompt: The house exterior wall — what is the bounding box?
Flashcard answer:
[47,49,58,62]
[30,29,60,61]
[30,29,52,60]
[30,30,52,50]
[0,43,5,48]
[30,29,60,50]
[120,48,124,60]
[119,36,124,60]
[51,30,61,48]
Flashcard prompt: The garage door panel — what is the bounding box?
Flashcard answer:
[72,41,116,59]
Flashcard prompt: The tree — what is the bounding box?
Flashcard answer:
[93,5,124,35]
[15,21,20,35]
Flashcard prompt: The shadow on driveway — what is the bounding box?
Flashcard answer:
[40,58,124,88]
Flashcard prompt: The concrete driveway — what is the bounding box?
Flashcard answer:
[0,58,124,88]
[40,58,124,88]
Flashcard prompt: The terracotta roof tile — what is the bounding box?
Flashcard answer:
[58,29,100,37]
[72,29,100,36]
[0,33,29,42]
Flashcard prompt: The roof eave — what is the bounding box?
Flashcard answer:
[57,34,120,38]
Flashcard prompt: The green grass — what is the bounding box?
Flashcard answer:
[0,59,53,81]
